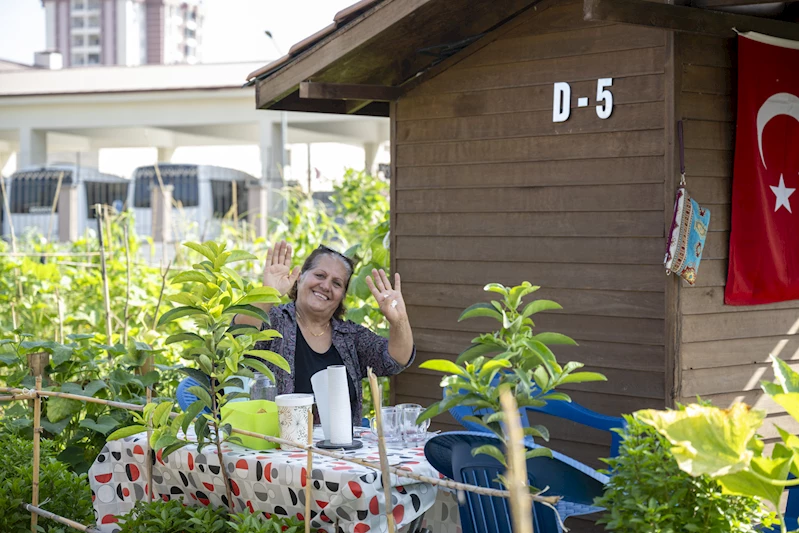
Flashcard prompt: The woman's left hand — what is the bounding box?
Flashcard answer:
[366,269,408,325]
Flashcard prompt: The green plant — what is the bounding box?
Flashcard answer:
[418,282,607,466]
[109,241,290,514]
[116,499,230,533]
[229,512,309,533]
[0,434,94,533]
[636,355,799,533]
[595,413,771,533]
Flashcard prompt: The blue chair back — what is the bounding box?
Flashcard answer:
[425,432,608,533]
[447,379,625,457]
[176,377,211,415]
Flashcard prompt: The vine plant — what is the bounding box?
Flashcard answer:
[108,241,290,513]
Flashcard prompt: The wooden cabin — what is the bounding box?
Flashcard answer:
[249,0,799,478]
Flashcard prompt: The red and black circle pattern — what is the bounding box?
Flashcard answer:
[89,433,456,533]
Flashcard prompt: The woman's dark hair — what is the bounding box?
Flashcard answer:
[288,245,356,320]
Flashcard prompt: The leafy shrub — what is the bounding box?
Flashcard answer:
[0,434,94,533]
[116,499,312,533]
[594,414,771,533]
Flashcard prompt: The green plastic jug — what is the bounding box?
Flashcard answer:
[220,400,280,450]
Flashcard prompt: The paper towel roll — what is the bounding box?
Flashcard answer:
[310,369,330,440]
[328,365,352,445]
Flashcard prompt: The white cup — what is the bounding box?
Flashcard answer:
[275,393,314,450]
[398,403,430,443]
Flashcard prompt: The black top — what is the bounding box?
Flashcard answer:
[293,325,358,407]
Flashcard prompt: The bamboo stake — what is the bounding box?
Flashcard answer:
[31,373,43,533]
[0,386,561,506]
[95,204,113,347]
[305,406,313,533]
[55,287,64,344]
[368,367,396,533]
[145,387,153,504]
[500,390,533,533]
[24,504,101,533]
[46,171,64,243]
[122,222,131,345]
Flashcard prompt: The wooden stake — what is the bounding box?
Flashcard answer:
[96,204,113,347]
[500,390,534,533]
[46,171,64,243]
[55,287,64,343]
[305,406,313,533]
[24,504,101,533]
[367,367,396,533]
[152,261,172,330]
[145,387,153,504]
[122,221,131,345]
[30,373,43,533]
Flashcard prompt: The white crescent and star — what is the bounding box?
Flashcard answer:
[756,92,799,214]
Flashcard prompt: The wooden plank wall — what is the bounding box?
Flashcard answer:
[392,0,669,470]
[676,33,799,439]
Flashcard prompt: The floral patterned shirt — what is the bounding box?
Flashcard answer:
[253,302,415,425]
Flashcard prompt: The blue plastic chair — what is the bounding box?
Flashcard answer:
[176,377,211,415]
[447,378,625,457]
[425,431,608,533]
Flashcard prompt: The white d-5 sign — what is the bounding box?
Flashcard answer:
[553,78,614,122]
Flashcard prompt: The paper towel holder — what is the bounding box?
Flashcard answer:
[315,438,363,450]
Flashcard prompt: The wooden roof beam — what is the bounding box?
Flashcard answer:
[584,0,799,40]
[299,81,402,101]
[693,0,793,7]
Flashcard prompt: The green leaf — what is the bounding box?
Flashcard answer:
[224,304,270,324]
[178,367,210,386]
[718,454,792,507]
[152,401,174,427]
[153,433,180,452]
[183,242,216,262]
[165,332,205,345]
[419,359,467,377]
[157,306,207,327]
[483,283,508,296]
[636,403,765,478]
[235,286,281,306]
[171,271,213,284]
[107,425,148,441]
[525,447,552,459]
[188,386,214,410]
[220,266,244,290]
[82,379,108,397]
[240,358,276,383]
[415,402,440,424]
[46,397,82,423]
[79,415,119,435]
[524,424,550,441]
[456,343,502,365]
[161,441,189,460]
[458,303,502,322]
[529,332,578,346]
[471,444,507,466]
[245,350,291,373]
[558,372,607,385]
[770,392,799,422]
[770,355,799,393]
[521,299,562,318]
[182,400,207,435]
[226,250,257,264]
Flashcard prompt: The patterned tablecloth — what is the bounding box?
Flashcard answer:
[88,428,463,533]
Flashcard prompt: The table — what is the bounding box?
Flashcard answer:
[88,428,461,533]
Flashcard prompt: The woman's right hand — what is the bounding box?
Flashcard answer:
[264,240,301,296]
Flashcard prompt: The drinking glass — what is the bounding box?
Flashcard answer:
[399,404,430,443]
[369,406,402,443]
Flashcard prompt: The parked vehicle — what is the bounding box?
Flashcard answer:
[131,163,254,241]
[2,164,129,240]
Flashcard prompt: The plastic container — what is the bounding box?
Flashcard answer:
[220,400,280,450]
[250,372,277,402]
[275,393,315,450]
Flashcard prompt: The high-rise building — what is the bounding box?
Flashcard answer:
[42,0,204,67]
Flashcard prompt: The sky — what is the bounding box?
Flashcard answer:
[0,0,356,65]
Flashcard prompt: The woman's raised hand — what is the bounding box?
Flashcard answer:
[263,240,301,296]
[366,269,408,325]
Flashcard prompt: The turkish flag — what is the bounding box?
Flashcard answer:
[725,33,799,305]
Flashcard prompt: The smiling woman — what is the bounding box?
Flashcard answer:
[233,240,415,425]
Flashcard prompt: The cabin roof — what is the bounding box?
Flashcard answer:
[250,0,799,116]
